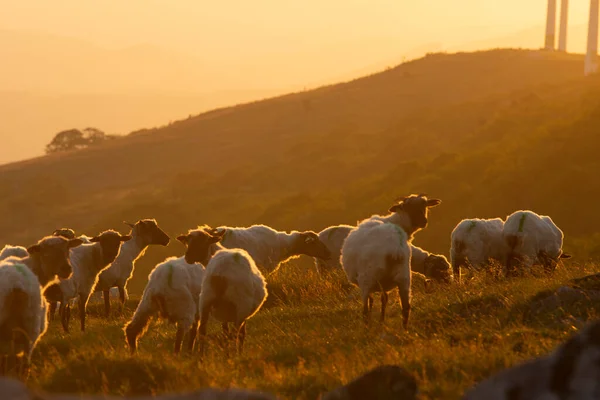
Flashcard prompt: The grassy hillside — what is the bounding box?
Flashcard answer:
[28,262,600,399]
[2,48,600,399]
[0,48,597,295]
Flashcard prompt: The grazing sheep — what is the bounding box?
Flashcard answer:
[314,225,354,274]
[409,244,453,283]
[45,230,132,333]
[462,319,600,400]
[450,218,506,283]
[0,245,28,262]
[0,235,82,376]
[177,228,268,356]
[503,210,571,277]
[94,219,170,316]
[341,194,441,327]
[124,255,205,354]
[205,224,331,275]
[321,365,419,400]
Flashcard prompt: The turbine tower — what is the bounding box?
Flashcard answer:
[558,0,569,51]
[585,0,600,75]
[545,0,557,50]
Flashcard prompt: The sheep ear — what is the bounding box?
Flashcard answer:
[27,244,41,254]
[389,203,403,213]
[90,236,101,243]
[176,235,188,245]
[209,234,223,243]
[120,235,132,242]
[123,221,136,229]
[560,253,572,259]
[426,199,441,207]
[68,238,84,248]
[52,229,61,236]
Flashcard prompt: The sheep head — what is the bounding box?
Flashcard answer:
[177,228,225,265]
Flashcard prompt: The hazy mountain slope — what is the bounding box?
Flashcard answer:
[0,49,595,293]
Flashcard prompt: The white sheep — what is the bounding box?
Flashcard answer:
[44,230,131,333]
[503,210,571,277]
[313,224,451,284]
[0,245,28,262]
[314,224,354,274]
[124,255,205,354]
[341,194,441,327]
[205,224,331,275]
[409,244,453,283]
[462,319,600,400]
[450,218,506,283]
[177,227,268,356]
[93,219,170,316]
[0,235,82,376]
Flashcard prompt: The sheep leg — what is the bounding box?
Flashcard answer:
[219,322,231,357]
[78,293,89,332]
[118,286,127,312]
[398,281,411,329]
[103,290,111,317]
[61,303,70,333]
[380,291,389,323]
[124,299,155,354]
[362,297,370,324]
[174,322,189,355]
[236,321,247,355]
[187,317,199,353]
[198,302,212,359]
[48,302,57,322]
[539,251,556,275]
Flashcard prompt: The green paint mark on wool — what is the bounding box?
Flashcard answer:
[389,224,406,246]
[167,264,174,288]
[467,221,477,233]
[518,214,527,233]
[14,264,29,279]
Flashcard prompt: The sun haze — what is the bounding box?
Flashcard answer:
[0,0,593,164]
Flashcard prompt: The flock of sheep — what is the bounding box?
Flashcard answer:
[0,193,585,399]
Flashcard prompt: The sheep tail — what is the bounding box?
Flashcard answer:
[210,275,228,299]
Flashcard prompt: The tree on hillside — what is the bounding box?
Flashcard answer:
[45,127,118,154]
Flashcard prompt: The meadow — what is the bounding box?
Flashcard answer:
[29,259,600,399]
[2,48,600,398]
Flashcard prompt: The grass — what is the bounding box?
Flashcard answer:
[27,260,600,400]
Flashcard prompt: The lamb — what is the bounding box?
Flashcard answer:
[124,255,205,354]
[313,224,354,274]
[450,218,506,283]
[205,224,331,275]
[45,230,132,333]
[462,319,600,400]
[93,219,170,316]
[502,210,571,277]
[0,235,82,376]
[341,194,441,327]
[177,227,268,356]
[409,245,453,283]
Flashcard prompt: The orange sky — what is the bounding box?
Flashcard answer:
[0,0,596,164]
